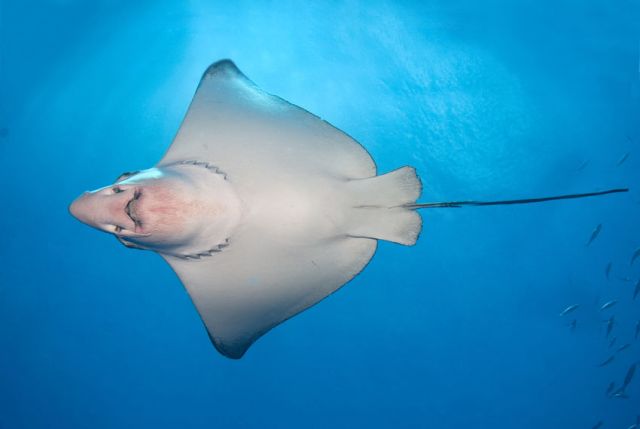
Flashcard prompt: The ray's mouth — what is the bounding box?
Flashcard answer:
[125,188,143,229]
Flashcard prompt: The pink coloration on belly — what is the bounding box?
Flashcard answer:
[135,182,215,238]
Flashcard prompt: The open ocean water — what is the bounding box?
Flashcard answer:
[1,1,639,428]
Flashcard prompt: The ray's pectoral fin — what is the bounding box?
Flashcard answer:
[162,228,377,359]
[157,59,376,183]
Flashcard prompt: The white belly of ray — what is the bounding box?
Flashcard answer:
[155,60,423,358]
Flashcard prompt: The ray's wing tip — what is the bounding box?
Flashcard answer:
[207,331,251,360]
[203,59,242,79]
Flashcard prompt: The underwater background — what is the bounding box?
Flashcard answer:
[1,0,639,428]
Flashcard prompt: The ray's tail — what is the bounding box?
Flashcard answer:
[404,188,629,209]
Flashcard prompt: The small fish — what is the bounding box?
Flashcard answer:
[609,337,617,348]
[617,343,631,353]
[559,304,579,316]
[606,381,616,396]
[617,152,630,166]
[605,262,612,280]
[613,391,629,399]
[636,321,640,340]
[622,363,637,390]
[628,424,638,429]
[631,248,640,266]
[592,421,603,429]
[600,300,618,311]
[586,224,603,246]
[634,280,640,300]
[617,275,633,282]
[576,160,589,171]
[606,316,615,338]
[598,355,615,367]
[568,319,577,332]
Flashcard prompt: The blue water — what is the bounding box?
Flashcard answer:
[1,1,639,428]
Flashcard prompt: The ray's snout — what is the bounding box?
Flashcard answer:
[69,187,137,234]
[68,192,93,225]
